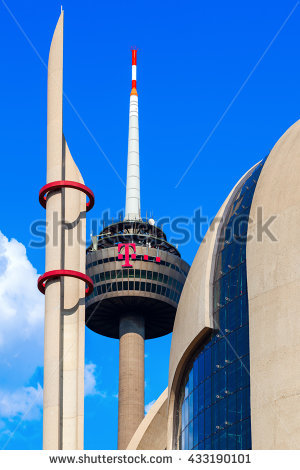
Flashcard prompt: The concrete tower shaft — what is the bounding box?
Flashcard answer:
[125,50,141,221]
[118,315,145,449]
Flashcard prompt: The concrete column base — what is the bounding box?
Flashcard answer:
[118,315,145,449]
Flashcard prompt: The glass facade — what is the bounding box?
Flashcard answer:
[88,268,184,303]
[177,161,266,450]
[87,256,189,277]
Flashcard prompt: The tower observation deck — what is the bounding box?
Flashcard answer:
[85,51,189,449]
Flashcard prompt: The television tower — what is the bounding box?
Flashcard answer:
[85,50,189,449]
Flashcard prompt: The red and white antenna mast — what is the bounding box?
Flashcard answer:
[124,50,141,220]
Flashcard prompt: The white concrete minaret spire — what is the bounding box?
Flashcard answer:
[124,50,141,221]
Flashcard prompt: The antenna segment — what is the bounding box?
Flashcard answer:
[124,50,141,221]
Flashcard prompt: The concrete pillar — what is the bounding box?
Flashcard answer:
[118,315,145,449]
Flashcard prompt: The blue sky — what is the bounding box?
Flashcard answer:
[0,0,299,450]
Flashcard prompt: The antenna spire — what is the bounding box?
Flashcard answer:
[124,50,141,221]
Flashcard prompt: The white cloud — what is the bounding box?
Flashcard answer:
[0,384,43,421]
[0,231,44,350]
[145,399,156,414]
[84,363,98,396]
[0,361,100,426]
[84,362,106,397]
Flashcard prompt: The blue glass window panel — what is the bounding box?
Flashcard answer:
[188,368,193,393]
[236,325,249,357]
[212,374,218,404]
[198,383,204,414]
[193,416,199,448]
[242,387,250,421]
[242,418,251,449]
[204,378,212,408]
[233,214,249,240]
[198,412,204,443]
[211,433,219,450]
[241,294,248,326]
[197,439,205,450]
[193,385,199,416]
[226,299,239,332]
[214,282,221,310]
[204,407,211,438]
[217,399,226,430]
[211,342,218,374]
[221,245,233,275]
[188,393,193,423]
[218,338,226,368]
[215,253,223,279]
[240,243,246,263]
[227,392,237,425]
[184,427,188,450]
[204,348,212,379]
[235,421,242,450]
[227,361,238,394]
[242,186,255,209]
[188,422,193,449]
[218,307,226,332]
[217,369,226,398]
[198,352,204,382]
[182,399,187,429]
[204,438,212,450]
[229,268,239,300]
[193,357,199,388]
[219,429,227,449]
[241,355,250,387]
[218,279,226,307]
[239,263,247,295]
[227,423,237,449]
[211,403,217,434]
[226,330,237,363]
[236,390,243,423]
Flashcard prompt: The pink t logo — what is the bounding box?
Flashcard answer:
[118,243,136,268]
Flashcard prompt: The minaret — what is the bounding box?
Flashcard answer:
[124,50,141,221]
[38,11,94,449]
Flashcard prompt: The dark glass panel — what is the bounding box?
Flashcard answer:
[198,383,204,414]
[198,412,204,443]
[204,378,211,408]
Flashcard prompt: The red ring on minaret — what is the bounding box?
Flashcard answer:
[38,269,93,297]
[39,181,95,212]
